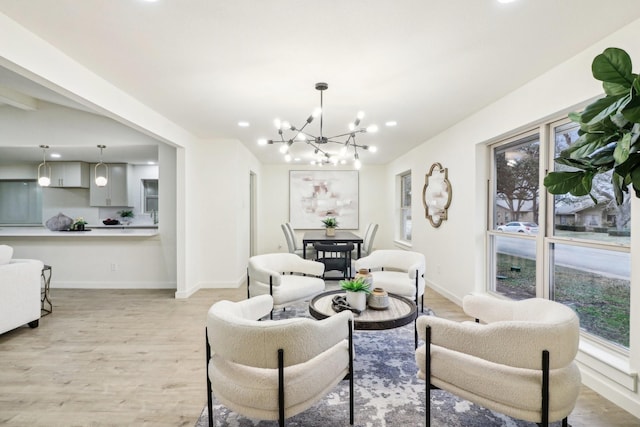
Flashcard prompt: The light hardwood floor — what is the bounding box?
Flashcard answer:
[0,287,639,426]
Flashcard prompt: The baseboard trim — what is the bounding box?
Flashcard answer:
[580,364,640,419]
[427,280,463,306]
[51,281,176,289]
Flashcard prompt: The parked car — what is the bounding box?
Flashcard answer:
[497,221,539,234]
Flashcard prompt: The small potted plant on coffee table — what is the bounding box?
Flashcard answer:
[340,277,371,311]
[321,217,338,236]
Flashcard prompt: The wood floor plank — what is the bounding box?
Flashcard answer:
[0,287,638,426]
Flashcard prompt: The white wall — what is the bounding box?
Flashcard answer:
[258,164,391,256]
[177,137,262,297]
[387,18,640,418]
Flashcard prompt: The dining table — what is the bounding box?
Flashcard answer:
[302,230,364,259]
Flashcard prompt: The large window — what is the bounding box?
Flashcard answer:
[491,132,540,300]
[549,120,631,348]
[399,171,412,242]
[488,119,631,349]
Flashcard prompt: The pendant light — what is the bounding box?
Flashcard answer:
[95,145,109,187]
[37,145,51,187]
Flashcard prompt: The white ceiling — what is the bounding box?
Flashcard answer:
[1,0,640,166]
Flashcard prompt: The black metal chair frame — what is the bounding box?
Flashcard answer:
[375,267,425,313]
[314,243,354,280]
[423,325,569,427]
[246,269,321,319]
[206,319,354,427]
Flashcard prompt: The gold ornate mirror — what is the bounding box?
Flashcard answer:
[422,162,452,228]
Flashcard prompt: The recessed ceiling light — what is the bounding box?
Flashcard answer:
[147,161,155,165]
[238,121,250,127]
[385,121,397,127]
[50,153,61,158]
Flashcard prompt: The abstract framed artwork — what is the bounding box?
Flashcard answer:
[289,170,359,229]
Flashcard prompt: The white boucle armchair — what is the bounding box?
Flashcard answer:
[206,294,354,426]
[416,294,582,427]
[0,245,44,335]
[247,253,325,318]
[354,249,425,310]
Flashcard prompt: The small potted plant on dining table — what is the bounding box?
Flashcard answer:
[321,217,338,236]
[340,277,371,311]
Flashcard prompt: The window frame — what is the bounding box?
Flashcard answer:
[397,170,412,244]
[486,115,631,353]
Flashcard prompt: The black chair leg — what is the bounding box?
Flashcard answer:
[426,325,431,427]
[348,319,354,425]
[205,328,214,427]
[541,350,550,427]
[278,349,285,427]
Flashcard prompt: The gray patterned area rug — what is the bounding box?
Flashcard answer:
[197,302,565,427]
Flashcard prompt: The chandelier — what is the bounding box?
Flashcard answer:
[258,82,378,169]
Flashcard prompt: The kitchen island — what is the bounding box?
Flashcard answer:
[0,225,172,290]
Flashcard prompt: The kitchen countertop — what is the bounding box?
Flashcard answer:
[0,226,159,237]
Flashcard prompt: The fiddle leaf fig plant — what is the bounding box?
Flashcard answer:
[544,47,640,205]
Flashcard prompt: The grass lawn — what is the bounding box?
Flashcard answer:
[496,254,630,348]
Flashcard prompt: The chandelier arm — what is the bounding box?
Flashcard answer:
[305,140,329,155]
[296,121,312,134]
[325,129,366,140]
[306,142,332,159]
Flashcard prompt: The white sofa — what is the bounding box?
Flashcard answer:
[0,245,43,335]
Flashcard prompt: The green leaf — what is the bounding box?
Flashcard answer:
[562,132,613,159]
[604,81,631,96]
[610,112,630,128]
[568,111,583,124]
[590,146,616,167]
[634,75,640,95]
[622,95,640,123]
[614,152,640,177]
[592,48,634,87]
[613,132,632,164]
[543,171,592,196]
[581,94,626,123]
[554,156,594,170]
[631,165,640,197]
[612,173,626,205]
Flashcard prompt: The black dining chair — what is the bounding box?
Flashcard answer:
[314,243,354,280]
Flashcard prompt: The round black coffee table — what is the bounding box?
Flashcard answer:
[309,289,417,331]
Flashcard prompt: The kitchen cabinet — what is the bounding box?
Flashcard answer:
[90,163,132,207]
[49,161,89,188]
